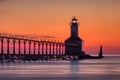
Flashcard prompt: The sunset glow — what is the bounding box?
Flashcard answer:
[0,0,120,54]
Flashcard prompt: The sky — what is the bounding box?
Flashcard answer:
[0,0,120,55]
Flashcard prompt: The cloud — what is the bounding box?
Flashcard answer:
[0,0,7,2]
[0,0,8,14]
[0,9,6,14]
[17,34,56,39]
[29,35,56,39]
[29,34,56,39]
[39,35,56,38]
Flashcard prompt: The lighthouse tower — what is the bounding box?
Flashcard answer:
[65,17,83,56]
[71,17,78,37]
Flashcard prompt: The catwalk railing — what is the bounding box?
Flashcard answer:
[0,33,65,62]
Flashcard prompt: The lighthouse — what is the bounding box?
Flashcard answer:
[65,17,83,56]
[71,17,78,37]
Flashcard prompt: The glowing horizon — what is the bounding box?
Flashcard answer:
[0,0,120,54]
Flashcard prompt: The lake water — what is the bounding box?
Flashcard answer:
[0,56,120,80]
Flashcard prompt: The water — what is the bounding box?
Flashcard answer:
[0,56,120,80]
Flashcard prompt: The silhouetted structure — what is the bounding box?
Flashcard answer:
[65,17,103,59]
[99,45,103,58]
[0,33,65,62]
[65,17,84,58]
[0,17,103,63]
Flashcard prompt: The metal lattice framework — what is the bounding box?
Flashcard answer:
[0,33,65,62]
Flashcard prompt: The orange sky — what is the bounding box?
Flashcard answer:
[0,0,120,54]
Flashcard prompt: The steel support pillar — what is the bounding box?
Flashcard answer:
[29,41,31,55]
[49,42,51,55]
[1,38,4,62]
[38,42,40,55]
[42,42,44,55]
[6,38,10,60]
[18,40,21,56]
[13,39,16,55]
[34,42,36,55]
[53,43,54,55]
[46,42,48,55]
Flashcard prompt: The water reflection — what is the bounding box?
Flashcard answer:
[67,60,81,80]
[70,60,79,74]
[0,56,120,80]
